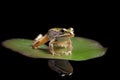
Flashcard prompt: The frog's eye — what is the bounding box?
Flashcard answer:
[69,27,74,31]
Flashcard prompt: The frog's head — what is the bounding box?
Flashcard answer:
[48,27,74,40]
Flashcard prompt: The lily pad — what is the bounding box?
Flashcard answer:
[2,37,107,61]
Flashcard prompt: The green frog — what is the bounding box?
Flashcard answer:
[32,27,74,55]
[32,27,74,76]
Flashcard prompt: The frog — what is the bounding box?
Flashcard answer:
[32,28,74,76]
[32,27,74,55]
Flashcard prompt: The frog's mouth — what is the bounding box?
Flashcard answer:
[60,33,74,37]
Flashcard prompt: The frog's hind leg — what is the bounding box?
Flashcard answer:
[32,34,49,49]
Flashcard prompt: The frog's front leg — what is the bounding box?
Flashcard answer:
[66,39,72,55]
[49,39,56,55]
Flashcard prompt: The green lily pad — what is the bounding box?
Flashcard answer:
[2,37,107,61]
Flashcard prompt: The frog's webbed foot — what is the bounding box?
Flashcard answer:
[65,51,72,55]
[32,34,43,49]
[49,49,56,56]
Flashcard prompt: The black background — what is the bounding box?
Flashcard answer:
[0,2,116,80]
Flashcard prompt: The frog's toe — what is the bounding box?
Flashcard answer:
[65,51,72,55]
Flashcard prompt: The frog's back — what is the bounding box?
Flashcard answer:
[49,28,62,31]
